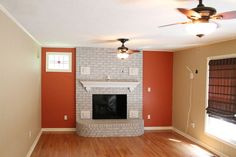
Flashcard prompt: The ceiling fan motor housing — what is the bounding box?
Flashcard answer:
[192,0,217,20]
[193,6,217,19]
[118,38,129,43]
[118,46,128,53]
[117,38,129,53]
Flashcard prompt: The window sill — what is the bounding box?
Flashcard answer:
[205,132,236,149]
[205,117,236,149]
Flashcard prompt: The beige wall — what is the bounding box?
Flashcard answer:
[0,9,41,157]
[173,39,236,157]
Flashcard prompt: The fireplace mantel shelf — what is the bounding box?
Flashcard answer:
[79,80,140,92]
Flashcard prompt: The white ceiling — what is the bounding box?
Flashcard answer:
[1,0,236,51]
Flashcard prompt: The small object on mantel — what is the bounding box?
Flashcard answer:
[106,75,111,80]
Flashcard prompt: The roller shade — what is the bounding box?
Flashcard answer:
[206,58,236,124]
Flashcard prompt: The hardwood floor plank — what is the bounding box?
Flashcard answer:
[31,131,218,157]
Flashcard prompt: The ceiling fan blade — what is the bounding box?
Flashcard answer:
[159,21,190,28]
[177,8,201,19]
[213,11,236,20]
[127,50,141,54]
[91,39,118,43]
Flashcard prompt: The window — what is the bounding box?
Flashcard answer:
[46,52,72,72]
[205,57,236,146]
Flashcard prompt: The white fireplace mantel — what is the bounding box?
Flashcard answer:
[79,80,140,92]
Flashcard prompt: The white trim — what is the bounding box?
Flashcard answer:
[204,56,210,134]
[0,4,41,46]
[205,132,236,149]
[172,128,229,157]
[207,54,236,60]
[42,128,76,132]
[26,129,42,157]
[42,43,76,48]
[144,126,173,131]
[80,80,140,92]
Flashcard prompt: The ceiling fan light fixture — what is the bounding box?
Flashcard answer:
[118,47,128,53]
[185,22,217,37]
[117,52,129,60]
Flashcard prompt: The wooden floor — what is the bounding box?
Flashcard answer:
[31,131,218,157]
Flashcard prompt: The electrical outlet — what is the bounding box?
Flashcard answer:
[147,87,151,92]
[191,122,196,128]
[64,115,68,121]
[147,114,151,120]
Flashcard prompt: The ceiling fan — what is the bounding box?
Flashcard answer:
[91,38,141,59]
[160,0,236,37]
[116,38,141,59]
[92,38,141,59]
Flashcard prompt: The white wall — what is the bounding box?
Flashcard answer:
[0,8,41,157]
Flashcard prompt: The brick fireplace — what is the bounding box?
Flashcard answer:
[76,47,143,137]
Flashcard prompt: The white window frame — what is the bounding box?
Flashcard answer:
[46,52,72,72]
[205,53,236,148]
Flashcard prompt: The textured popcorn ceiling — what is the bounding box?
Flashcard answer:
[1,0,236,51]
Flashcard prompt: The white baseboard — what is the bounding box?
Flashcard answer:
[42,128,76,132]
[144,126,173,131]
[172,128,228,157]
[26,129,42,157]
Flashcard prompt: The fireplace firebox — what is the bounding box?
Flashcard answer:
[92,94,127,119]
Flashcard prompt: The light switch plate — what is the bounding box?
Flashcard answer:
[129,68,139,76]
[129,110,139,118]
[81,67,90,75]
[81,111,91,119]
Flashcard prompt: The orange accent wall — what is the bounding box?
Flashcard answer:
[143,51,173,127]
[41,48,76,128]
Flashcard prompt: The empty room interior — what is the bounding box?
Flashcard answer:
[1,0,236,157]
